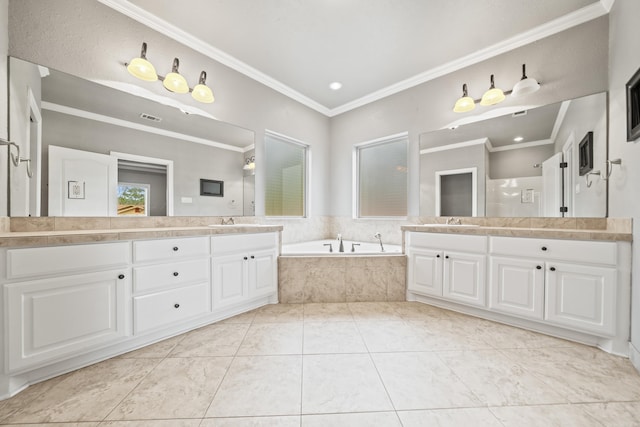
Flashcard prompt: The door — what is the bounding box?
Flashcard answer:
[212,253,248,309]
[407,248,443,297]
[48,145,118,216]
[489,256,544,320]
[248,248,278,298]
[443,251,486,307]
[545,262,616,336]
[541,152,563,217]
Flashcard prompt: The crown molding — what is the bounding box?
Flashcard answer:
[42,101,245,153]
[419,136,553,155]
[99,0,609,118]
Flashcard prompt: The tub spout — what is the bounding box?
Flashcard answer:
[337,233,344,252]
[374,232,385,252]
[351,243,361,252]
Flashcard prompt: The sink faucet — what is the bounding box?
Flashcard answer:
[374,232,385,252]
[337,233,344,252]
[446,217,461,225]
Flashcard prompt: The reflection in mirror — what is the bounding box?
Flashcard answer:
[419,92,607,218]
[7,57,255,217]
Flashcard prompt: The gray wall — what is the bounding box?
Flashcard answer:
[8,0,331,217]
[607,0,640,365]
[41,110,245,216]
[0,0,8,216]
[489,145,555,179]
[330,17,609,217]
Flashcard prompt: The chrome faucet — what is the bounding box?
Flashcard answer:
[337,234,344,252]
[351,243,360,252]
[446,217,461,225]
[374,232,385,252]
[323,243,333,253]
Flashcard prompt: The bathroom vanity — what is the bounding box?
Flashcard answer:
[0,224,281,399]
[403,222,632,356]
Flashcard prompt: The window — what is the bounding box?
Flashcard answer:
[356,134,408,217]
[117,183,150,216]
[265,131,308,217]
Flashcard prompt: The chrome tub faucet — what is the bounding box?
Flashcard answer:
[374,232,385,252]
[337,233,344,252]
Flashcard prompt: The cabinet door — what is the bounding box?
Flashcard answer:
[248,248,278,298]
[443,251,486,307]
[5,269,129,372]
[212,253,248,310]
[545,262,617,336]
[489,256,544,320]
[407,248,443,297]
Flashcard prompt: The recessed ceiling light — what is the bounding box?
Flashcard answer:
[329,82,342,91]
[514,136,524,142]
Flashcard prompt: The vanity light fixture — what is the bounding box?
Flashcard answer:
[243,156,256,170]
[125,42,215,104]
[453,64,540,113]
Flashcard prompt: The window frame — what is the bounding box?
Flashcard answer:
[353,132,409,219]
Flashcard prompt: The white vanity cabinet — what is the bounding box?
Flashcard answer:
[132,237,211,334]
[406,232,487,307]
[489,237,618,336]
[211,233,278,310]
[2,242,130,372]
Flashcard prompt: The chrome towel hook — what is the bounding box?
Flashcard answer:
[1,138,33,178]
[603,158,622,181]
[585,170,601,188]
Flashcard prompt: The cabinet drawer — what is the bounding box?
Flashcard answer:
[212,232,277,256]
[133,258,210,294]
[408,232,487,253]
[489,237,616,265]
[133,237,210,263]
[6,242,130,280]
[133,282,211,334]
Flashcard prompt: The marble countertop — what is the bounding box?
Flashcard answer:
[0,225,284,248]
[401,225,632,242]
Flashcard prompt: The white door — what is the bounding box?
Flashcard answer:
[212,253,248,309]
[407,248,443,297]
[562,133,575,217]
[489,256,544,320]
[49,145,118,216]
[248,248,278,298]
[442,251,486,307]
[541,152,563,217]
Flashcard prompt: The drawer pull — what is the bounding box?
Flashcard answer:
[536,265,542,270]
[173,246,179,252]
[118,274,125,280]
[173,272,179,277]
[550,267,556,272]
[445,255,449,259]
[436,254,440,258]
[243,256,248,260]
[541,246,548,251]
[251,255,255,259]
[174,303,180,309]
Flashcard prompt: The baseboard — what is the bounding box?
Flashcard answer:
[630,342,640,374]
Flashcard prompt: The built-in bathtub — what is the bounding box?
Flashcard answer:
[279,239,406,304]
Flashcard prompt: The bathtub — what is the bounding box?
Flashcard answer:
[281,239,402,256]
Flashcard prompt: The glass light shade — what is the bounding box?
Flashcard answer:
[453,96,475,113]
[480,87,505,106]
[243,162,256,170]
[192,84,214,103]
[163,72,189,93]
[511,77,540,97]
[127,57,158,82]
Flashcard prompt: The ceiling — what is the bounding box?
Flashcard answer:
[100,0,609,116]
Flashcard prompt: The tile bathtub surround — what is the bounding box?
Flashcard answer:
[1,302,640,426]
[278,255,407,304]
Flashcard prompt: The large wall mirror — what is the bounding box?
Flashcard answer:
[6,56,256,217]
[419,92,607,218]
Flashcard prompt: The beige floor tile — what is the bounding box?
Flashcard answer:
[118,335,186,359]
[217,309,258,324]
[408,319,495,351]
[0,423,99,427]
[2,358,160,423]
[437,349,567,406]
[357,321,431,352]
[169,323,249,357]
[302,353,393,414]
[236,323,303,356]
[372,352,481,410]
[106,357,232,420]
[200,416,301,426]
[347,302,403,321]
[0,373,68,422]
[397,408,503,427]
[206,356,302,417]
[302,411,402,427]
[303,303,353,322]
[252,304,304,323]
[490,404,603,427]
[303,321,367,354]
[463,318,578,349]
[500,347,640,402]
[581,401,640,426]
[388,301,455,320]
[99,421,200,426]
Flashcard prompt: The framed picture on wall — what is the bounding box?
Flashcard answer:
[578,132,594,176]
[627,66,640,142]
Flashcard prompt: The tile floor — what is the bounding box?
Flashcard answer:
[1,302,640,426]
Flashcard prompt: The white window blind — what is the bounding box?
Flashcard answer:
[357,136,408,217]
[265,132,307,217]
